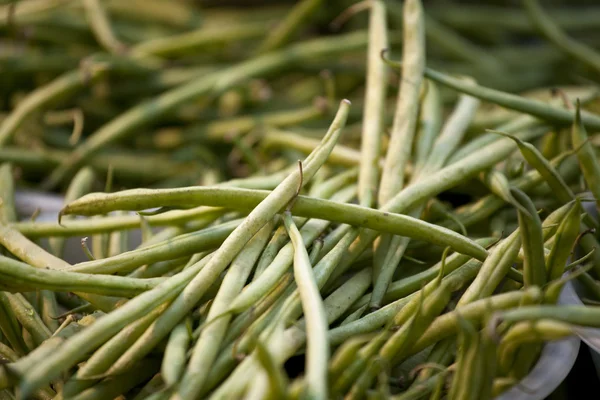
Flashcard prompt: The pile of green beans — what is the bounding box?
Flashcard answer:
[3,0,600,399]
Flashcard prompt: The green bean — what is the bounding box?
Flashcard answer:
[547,201,581,281]
[309,239,323,265]
[0,146,197,185]
[458,229,521,306]
[107,212,129,257]
[0,0,72,25]
[497,319,572,376]
[427,15,502,74]
[371,92,479,309]
[175,220,274,398]
[66,218,238,274]
[0,164,17,223]
[14,205,224,238]
[0,293,28,356]
[88,102,348,384]
[161,319,191,388]
[511,188,546,288]
[378,0,424,206]
[414,81,442,172]
[103,0,201,28]
[329,334,374,384]
[228,186,356,314]
[4,312,102,392]
[130,373,163,400]
[70,358,161,400]
[262,228,360,338]
[333,121,553,283]
[42,31,368,189]
[0,219,71,270]
[0,217,122,311]
[263,129,366,168]
[0,255,163,297]
[0,56,111,147]
[282,211,328,400]
[255,340,288,400]
[383,58,600,130]
[137,213,154,244]
[386,282,452,353]
[337,333,386,399]
[171,105,325,146]
[413,92,480,180]
[448,317,479,400]
[490,130,575,205]
[411,289,541,359]
[131,22,266,59]
[60,185,488,262]
[524,0,600,76]
[411,342,453,385]
[473,324,496,399]
[0,343,17,363]
[229,223,358,364]
[48,167,96,257]
[127,256,190,279]
[91,220,109,261]
[479,168,528,216]
[358,0,388,208]
[576,228,600,278]
[329,259,482,346]
[309,168,359,199]
[210,324,296,399]
[320,267,372,325]
[503,285,543,379]
[255,0,322,54]
[353,238,495,311]
[492,304,600,327]
[429,3,600,33]
[11,244,211,398]
[572,101,600,210]
[222,273,293,347]
[449,116,546,168]
[391,372,447,400]
[227,258,371,393]
[71,300,175,389]
[348,281,452,399]
[209,259,373,399]
[83,0,126,55]
[252,224,290,281]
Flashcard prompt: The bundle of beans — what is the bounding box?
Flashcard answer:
[2,0,600,399]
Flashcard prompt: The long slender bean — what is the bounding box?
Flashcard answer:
[42,32,369,189]
[175,220,274,398]
[572,101,600,209]
[371,92,479,309]
[383,57,600,130]
[255,0,322,54]
[358,0,388,208]
[0,56,111,147]
[48,167,96,257]
[524,0,600,75]
[161,319,191,388]
[511,188,546,288]
[12,250,212,397]
[87,102,349,382]
[0,255,163,297]
[0,164,17,223]
[282,211,329,400]
[378,0,424,206]
[59,185,488,261]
